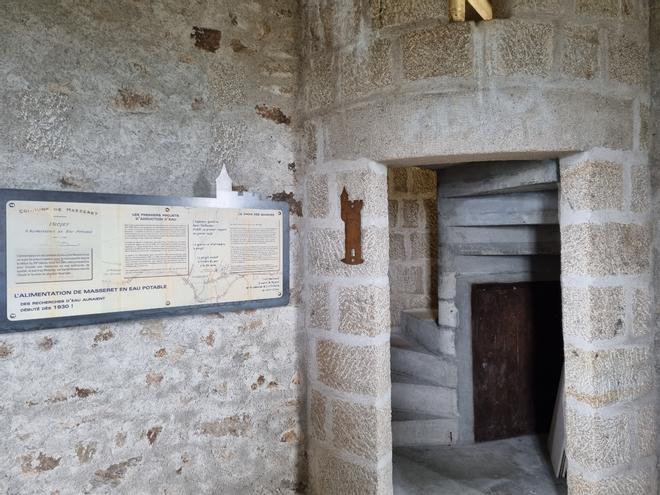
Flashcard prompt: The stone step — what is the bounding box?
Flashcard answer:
[451,240,561,256]
[391,347,457,388]
[392,418,458,447]
[391,409,442,422]
[437,159,558,198]
[400,309,455,357]
[444,224,560,256]
[443,190,559,227]
[391,382,457,417]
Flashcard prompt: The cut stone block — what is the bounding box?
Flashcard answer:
[338,169,388,218]
[316,340,390,396]
[308,227,389,277]
[307,174,329,218]
[389,233,406,260]
[492,21,554,77]
[562,286,624,341]
[389,265,423,294]
[565,345,654,407]
[309,283,330,329]
[311,450,392,495]
[370,0,447,28]
[341,38,393,100]
[388,200,399,227]
[568,469,656,495]
[560,160,624,211]
[608,31,649,87]
[561,223,650,276]
[402,24,472,81]
[311,390,327,441]
[565,406,633,470]
[630,164,650,213]
[632,289,651,337]
[338,285,390,336]
[576,0,619,16]
[561,24,599,79]
[304,52,335,110]
[332,400,391,460]
[402,200,419,228]
[410,168,437,195]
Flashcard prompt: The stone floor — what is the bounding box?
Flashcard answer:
[393,435,567,495]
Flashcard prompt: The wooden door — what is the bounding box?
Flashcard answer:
[472,282,563,442]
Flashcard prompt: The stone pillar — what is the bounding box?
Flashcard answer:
[304,159,392,495]
[559,150,657,493]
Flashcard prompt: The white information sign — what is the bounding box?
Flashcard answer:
[6,200,284,321]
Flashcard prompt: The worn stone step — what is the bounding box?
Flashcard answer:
[392,418,458,447]
[444,224,560,249]
[391,382,457,417]
[400,309,455,357]
[391,347,457,388]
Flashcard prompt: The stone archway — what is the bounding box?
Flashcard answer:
[303,147,655,494]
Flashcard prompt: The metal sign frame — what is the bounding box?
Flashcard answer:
[0,188,290,333]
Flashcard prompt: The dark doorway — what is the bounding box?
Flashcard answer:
[472,282,563,443]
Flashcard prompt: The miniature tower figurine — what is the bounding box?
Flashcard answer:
[216,165,233,197]
[340,187,364,265]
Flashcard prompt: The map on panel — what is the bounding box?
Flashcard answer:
[6,200,283,321]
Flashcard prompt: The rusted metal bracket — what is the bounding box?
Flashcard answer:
[340,187,364,265]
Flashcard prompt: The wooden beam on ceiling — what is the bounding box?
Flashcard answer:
[467,0,493,20]
[449,0,493,21]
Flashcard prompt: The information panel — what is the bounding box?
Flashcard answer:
[0,190,289,331]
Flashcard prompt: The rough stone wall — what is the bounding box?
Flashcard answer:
[304,160,392,495]
[387,167,438,332]
[560,149,656,492]
[0,1,306,493]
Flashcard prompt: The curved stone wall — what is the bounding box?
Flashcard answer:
[300,1,653,494]
[300,0,649,164]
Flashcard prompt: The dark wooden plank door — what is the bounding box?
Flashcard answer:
[472,282,562,442]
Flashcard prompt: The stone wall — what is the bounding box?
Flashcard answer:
[387,167,438,332]
[650,1,660,492]
[300,0,648,164]
[304,160,392,494]
[560,149,656,492]
[0,1,306,493]
[300,0,653,492]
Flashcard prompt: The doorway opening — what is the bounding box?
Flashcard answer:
[472,281,563,443]
[389,160,566,494]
